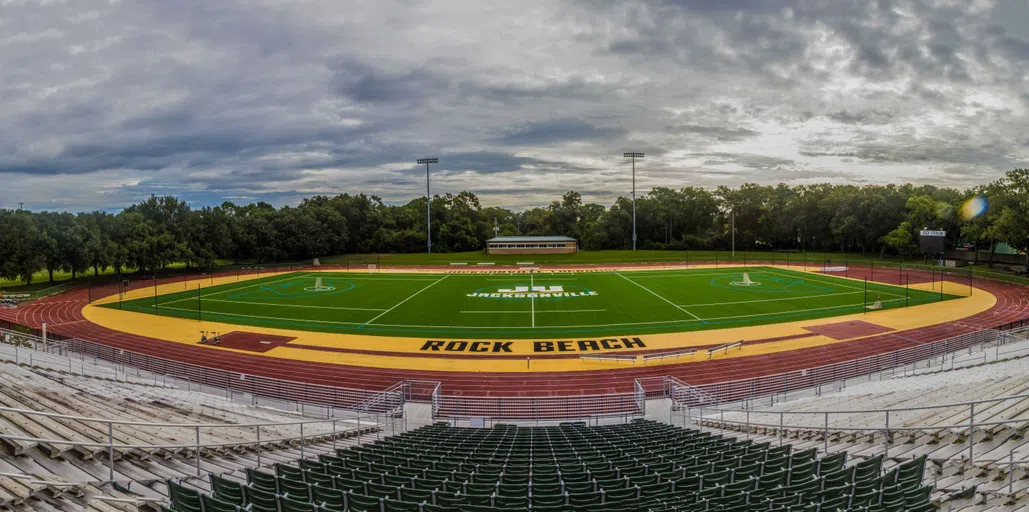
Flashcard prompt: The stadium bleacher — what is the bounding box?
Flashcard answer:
[0,361,381,510]
[692,348,1029,509]
[166,420,935,512]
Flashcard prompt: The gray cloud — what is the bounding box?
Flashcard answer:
[1,0,1027,212]
[495,121,628,146]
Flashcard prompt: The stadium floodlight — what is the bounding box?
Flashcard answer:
[623,153,644,251]
[417,158,439,254]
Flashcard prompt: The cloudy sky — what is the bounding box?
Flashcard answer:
[2,0,1028,212]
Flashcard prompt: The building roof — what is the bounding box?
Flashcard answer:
[486,236,577,243]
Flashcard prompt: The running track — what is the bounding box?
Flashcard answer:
[1,263,1027,398]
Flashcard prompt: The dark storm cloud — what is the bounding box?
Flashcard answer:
[1,0,1027,211]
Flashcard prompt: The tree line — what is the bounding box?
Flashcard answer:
[1,169,1027,285]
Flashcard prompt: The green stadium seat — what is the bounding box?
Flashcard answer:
[245,485,279,512]
[817,451,848,476]
[897,455,927,488]
[247,468,280,494]
[348,492,382,511]
[167,480,204,512]
[209,474,247,506]
[854,455,884,482]
[277,463,306,481]
[201,494,242,512]
[279,495,318,512]
[279,476,313,502]
[904,485,933,507]
[383,498,422,512]
[312,485,346,510]
[304,471,333,488]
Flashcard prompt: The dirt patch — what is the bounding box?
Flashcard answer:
[804,320,895,340]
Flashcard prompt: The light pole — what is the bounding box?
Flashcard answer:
[417,158,438,254]
[623,152,644,250]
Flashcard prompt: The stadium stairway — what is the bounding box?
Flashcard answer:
[166,420,937,512]
[0,361,384,510]
[691,352,1029,510]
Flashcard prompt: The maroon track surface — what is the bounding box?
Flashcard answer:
[2,263,1027,397]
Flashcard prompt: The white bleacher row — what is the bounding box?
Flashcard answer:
[0,361,387,510]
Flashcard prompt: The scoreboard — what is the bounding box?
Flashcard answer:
[919,229,946,253]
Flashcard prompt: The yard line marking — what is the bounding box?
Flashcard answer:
[151,305,366,325]
[202,273,311,299]
[149,295,920,332]
[338,277,440,281]
[484,277,579,281]
[459,309,607,314]
[361,275,449,326]
[198,298,387,312]
[681,291,865,307]
[370,297,921,330]
[160,272,311,306]
[760,269,905,298]
[629,271,746,279]
[616,272,705,322]
[706,298,908,321]
[530,272,535,328]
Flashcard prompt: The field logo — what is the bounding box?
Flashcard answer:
[497,285,564,293]
[730,273,761,287]
[467,284,597,299]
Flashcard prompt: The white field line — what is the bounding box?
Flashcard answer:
[371,297,916,329]
[616,272,704,322]
[361,275,449,326]
[760,269,905,298]
[707,298,907,321]
[628,271,747,279]
[681,291,864,308]
[459,309,607,314]
[336,277,441,281]
[147,295,920,331]
[530,272,535,328]
[155,305,365,325]
[162,272,310,307]
[484,278,579,281]
[197,298,386,312]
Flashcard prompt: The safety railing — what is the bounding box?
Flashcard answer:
[688,389,1029,467]
[680,326,1025,407]
[436,392,644,421]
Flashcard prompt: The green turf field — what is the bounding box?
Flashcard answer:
[104,267,958,339]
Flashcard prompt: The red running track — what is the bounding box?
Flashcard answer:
[1,264,1027,397]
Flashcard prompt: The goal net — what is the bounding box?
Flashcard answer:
[866,293,883,310]
[305,277,334,292]
[731,272,760,287]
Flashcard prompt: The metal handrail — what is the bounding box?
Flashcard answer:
[0,403,366,429]
[684,326,1025,406]
[699,386,1029,416]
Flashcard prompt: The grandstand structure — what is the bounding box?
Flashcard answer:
[0,261,1026,509]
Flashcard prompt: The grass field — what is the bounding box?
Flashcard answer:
[105,267,957,339]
